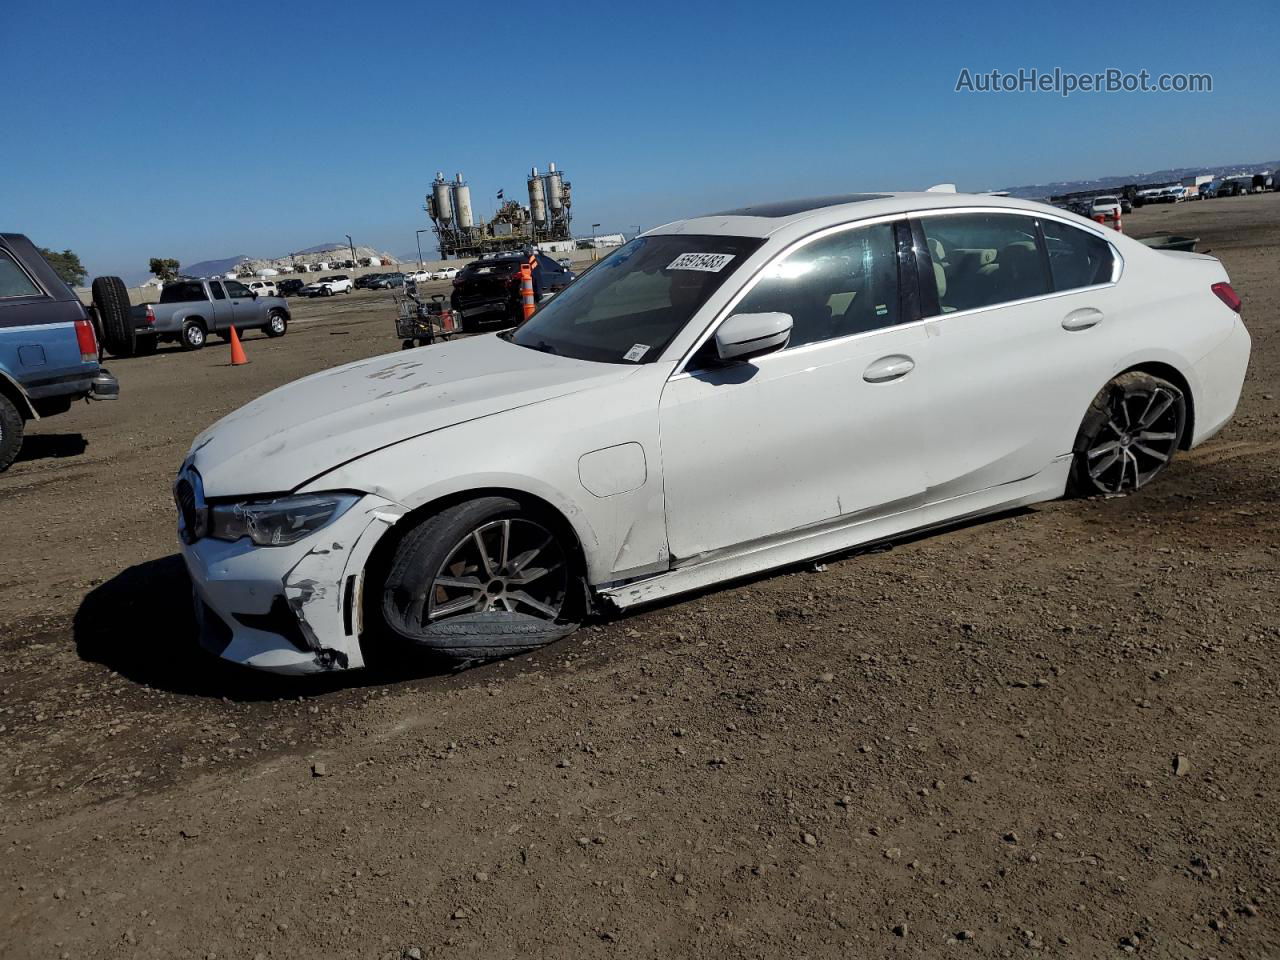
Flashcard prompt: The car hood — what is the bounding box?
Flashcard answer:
[189,335,631,497]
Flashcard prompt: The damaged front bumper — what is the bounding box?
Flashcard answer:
[180,494,406,674]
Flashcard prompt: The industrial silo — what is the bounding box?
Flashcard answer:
[546,161,565,215]
[452,172,473,229]
[528,166,548,227]
[431,171,454,224]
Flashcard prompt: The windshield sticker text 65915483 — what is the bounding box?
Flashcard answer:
[666,252,736,273]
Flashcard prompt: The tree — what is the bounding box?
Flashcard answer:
[149,257,181,282]
[38,248,87,287]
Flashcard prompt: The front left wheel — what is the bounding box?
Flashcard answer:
[265,311,288,337]
[1069,371,1185,496]
[377,497,583,661]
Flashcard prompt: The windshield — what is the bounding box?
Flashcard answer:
[508,234,763,364]
[465,259,521,275]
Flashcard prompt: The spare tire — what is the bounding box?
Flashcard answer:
[92,276,135,357]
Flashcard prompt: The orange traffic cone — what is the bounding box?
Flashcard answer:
[229,325,249,365]
[519,263,536,321]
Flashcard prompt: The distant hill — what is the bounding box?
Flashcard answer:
[165,243,399,283]
[181,254,251,278]
[998,160,1279,198]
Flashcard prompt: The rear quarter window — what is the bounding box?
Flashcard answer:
[0,250,43,298]
[160,282,208,303]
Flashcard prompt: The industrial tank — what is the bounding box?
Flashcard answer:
[431,172,454,224]
[452,172,474,229]
[528,167,548,227]
[546,161,564,214]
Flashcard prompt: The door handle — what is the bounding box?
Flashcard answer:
[1062,307,1103,331]
[863,355,915,383]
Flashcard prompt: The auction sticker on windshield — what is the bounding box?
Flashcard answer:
[667,252,736,272]
[623,343,650,362]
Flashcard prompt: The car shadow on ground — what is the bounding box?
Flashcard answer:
[73,554,450,701]
[15,433,88,463]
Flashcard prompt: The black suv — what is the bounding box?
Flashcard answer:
[276,279,305,296]
[450,252,575,330]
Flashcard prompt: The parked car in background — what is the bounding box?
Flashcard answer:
[371,273,405,289]
[355,273,384,289]
[132,277,290,351]
[277,279,305,297]
[1119,197,1133,213]
[1088,196,1121,219]
[431,266,459,281]
[302,274,353,297]
[174,190,1250,675]
[246,280,278,298]
[405,270,431,283]
[0,233,119,471]
[450,252,576,330]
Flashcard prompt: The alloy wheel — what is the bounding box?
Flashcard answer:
[1085,384,1181,493]
[424,518,567,624]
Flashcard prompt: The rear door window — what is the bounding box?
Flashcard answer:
[1041,221,1115,291]
[918,213,1051,314]
[160,281,209,303]
[0,250,42,299]
[209,283,227,301]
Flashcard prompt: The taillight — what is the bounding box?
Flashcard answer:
[1211,282,1242,313]
[452,277,463,287]
[144,305,157,326]
[75,318,98,362]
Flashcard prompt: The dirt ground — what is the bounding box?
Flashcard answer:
[2,197,1278,959]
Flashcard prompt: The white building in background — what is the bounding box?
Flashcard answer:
[581,233,626,249]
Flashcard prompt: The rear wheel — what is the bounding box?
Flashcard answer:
[377,497,583,662]
[92,276,135,357]
[181,319,207,351]
[1069,371,1185,496]
[0,393,24,473]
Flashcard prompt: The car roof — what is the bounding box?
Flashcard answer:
[645,191,1089,240]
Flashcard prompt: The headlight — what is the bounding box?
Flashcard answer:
[208,492,360,546]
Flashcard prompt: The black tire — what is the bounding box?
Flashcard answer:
[377,496,583,662]
[0,393,24,473]
[92,275,135,357]
[1069,371,1185,497]
[180,319,207,351]
[265,311,288,338]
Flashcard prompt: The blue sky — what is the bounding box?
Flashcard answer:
[3,0,1276,280]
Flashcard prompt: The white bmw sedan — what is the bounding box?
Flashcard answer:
[175,192,1250,674]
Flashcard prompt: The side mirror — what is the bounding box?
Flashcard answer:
[250,291,258,298]
[714,312,793,363]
